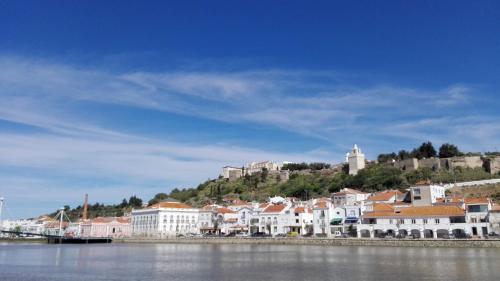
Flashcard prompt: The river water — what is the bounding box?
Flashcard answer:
[0,242,498,281]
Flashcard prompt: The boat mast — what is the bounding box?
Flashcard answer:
[59,207,64,237]
[0,197,4,231]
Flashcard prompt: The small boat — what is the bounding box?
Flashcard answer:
[47,237,112,244]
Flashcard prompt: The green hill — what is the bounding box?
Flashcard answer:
[164,163,498,207]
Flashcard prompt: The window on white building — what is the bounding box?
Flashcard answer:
[414,188,421,200]
[435,218,440,224]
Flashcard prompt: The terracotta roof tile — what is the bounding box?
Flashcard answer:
[372,203,395,212]
[294,206,310,213]
[217,207,236,214]
[314,201,328,209]
[148,202,194,209]
[90,216,130,224]
[201,205,217,211]
[333,188,369,195]
[464,197,490,205]
[259,203,270,209]
[363,205,465,218]
[367,190,402,201]
[231,200,249,206]
[262,204,287,213]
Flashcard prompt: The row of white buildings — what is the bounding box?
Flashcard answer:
[130,182,500,239]
[2,181,497,240]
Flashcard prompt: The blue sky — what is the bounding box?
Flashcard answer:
[1,1,499,218]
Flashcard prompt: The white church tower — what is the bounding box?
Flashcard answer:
[347,144,365,175]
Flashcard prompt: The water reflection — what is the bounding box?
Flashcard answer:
[0,243,498,281]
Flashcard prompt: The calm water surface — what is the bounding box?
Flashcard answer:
[0,242,498,281]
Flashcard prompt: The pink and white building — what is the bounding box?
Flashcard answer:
[80,217,131,238]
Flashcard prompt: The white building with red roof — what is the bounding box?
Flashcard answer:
[131,201,199,237]
[312,198,336,237]
[365,190,404,204]
[198,205,217,234]
[357,197,492,239]
[284,206,313,235]
[332,188,370,207]
[464,197,492,236]
[258,203,291,236]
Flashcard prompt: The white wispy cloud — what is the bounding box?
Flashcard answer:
[0,56,483,140]
[2,55,498,157]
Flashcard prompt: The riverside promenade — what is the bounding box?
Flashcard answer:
[118,237,500,248]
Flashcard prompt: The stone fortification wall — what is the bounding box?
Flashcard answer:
[485,156,500,175]
[394,158,419,171]
[391,156,492,173]
[418,158,442,171]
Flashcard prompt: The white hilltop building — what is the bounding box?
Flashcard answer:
[245,161,281,175]
[347,144,365,175]
[220,166,244,180]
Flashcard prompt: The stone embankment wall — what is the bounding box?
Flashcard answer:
[443,178,500,189]
[118,237,500,248]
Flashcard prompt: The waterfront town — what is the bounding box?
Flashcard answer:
[2,145,500,241]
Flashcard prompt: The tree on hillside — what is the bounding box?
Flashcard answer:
[128,195,143,208]
[377,153,397,163]
[148,193,169,205]
[343,165,407,192]
[216,183,222,204]
[281,162,330,171]
[404,167,433,184]
[119,198,128,208]
[244,174,260,190]
[308,162,331,170]
[398,150,412,160]
[412,142,437,159]
[439,143,462,158]
[261,168,269,182]
[282,162,309,171]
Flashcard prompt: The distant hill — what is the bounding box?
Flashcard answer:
[164,162,499,207]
